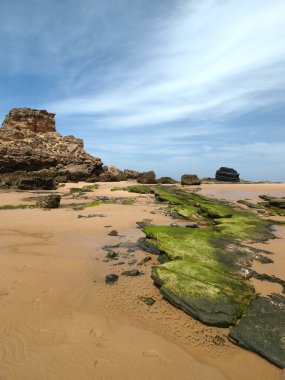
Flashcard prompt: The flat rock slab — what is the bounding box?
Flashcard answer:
[229,295,285,368]
[152,260,254,327]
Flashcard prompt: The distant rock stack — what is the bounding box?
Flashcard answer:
[215,167,240,182]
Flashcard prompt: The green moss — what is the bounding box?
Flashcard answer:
[121,199,135,205]
[198,202,235,218]
[80,198,135,208]
[69,184,98,194]
[143,225,217,263]
[214,214,274,241]
[152,260,255,325]
[0,204,31,210]
[171,205,202,221]
[126,185,153,194]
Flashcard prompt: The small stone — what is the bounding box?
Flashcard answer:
[143,256,152,263]
[105,274,119,284]
[185,223,198,228]
[212,335,225,346]
[170,223,179,227]
[121,269,141,276]
[139,296,156,306]
[108,230,118,236]
[106,251,118,259]
[257,209,266,214]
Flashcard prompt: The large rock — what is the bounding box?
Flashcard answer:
[123,169,140,180]
[229,295,285,368]
[181,174,201,185]
[215,167,240,182]
[137,171,156,184]
[157,177,177,184]
[18,177,56,190]
[0,108,104,184]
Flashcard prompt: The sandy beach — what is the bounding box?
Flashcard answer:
[0,182,285,380]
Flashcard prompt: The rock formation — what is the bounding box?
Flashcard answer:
[137,171,156,184]
[215,167,240,182]
[2,108,56,133]
[0,108,104,186]
[181,174,201,185]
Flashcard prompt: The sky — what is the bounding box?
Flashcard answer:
[0,0,284,181]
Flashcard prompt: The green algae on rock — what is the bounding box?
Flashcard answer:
[35,194,61,209]
[152,260,255,326]
[111,185,153,194]
[213,214,275,241]
[138,185,284,365]
[229,294,285,368]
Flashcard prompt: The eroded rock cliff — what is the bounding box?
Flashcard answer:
[0,108,104,185]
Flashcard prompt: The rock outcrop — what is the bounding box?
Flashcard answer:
[181,174,201,185]
[215,167,240,182]
[137,171,156,184]
[0,108,104,186]
[2,108,56,133]
[157,177,177,184]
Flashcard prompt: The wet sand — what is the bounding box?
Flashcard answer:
[0,182,284,380]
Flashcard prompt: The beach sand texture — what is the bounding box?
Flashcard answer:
[0,182,284,380]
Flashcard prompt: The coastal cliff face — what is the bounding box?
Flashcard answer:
[0,108,104,185]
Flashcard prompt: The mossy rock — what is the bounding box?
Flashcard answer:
[35,195,61,209]
[142,225,266,274]
[229,294,285,368]
[214,214,274,241]
[152,260,255,326]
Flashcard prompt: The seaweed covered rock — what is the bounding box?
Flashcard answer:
[35,194,61,209]
[152,259,254,326]
[215,167,240,182]
[258,195,285,216]
[181,174,201,185]
[137,171,156,184]
[229,295,285,368]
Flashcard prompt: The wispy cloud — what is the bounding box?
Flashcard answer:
[44,0,285,129]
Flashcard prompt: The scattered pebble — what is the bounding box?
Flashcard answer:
[121,269,141,276]
[106,251,118,259]
[105,274,119,284]
[108,230,119,236]
[139,296,156,306]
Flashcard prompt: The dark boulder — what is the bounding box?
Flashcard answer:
[137,171,156,184]
[215,167,240,182]
[181,174,201,186]
[121,269,141,276]
[229,295,285,368]
[18,177,56,190]
[105,274,119,285]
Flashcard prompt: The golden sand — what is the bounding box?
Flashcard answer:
[0,182,284,380]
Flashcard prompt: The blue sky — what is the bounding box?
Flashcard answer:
[0,0,284,181]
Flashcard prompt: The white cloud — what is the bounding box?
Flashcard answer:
[44,0,285,130]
